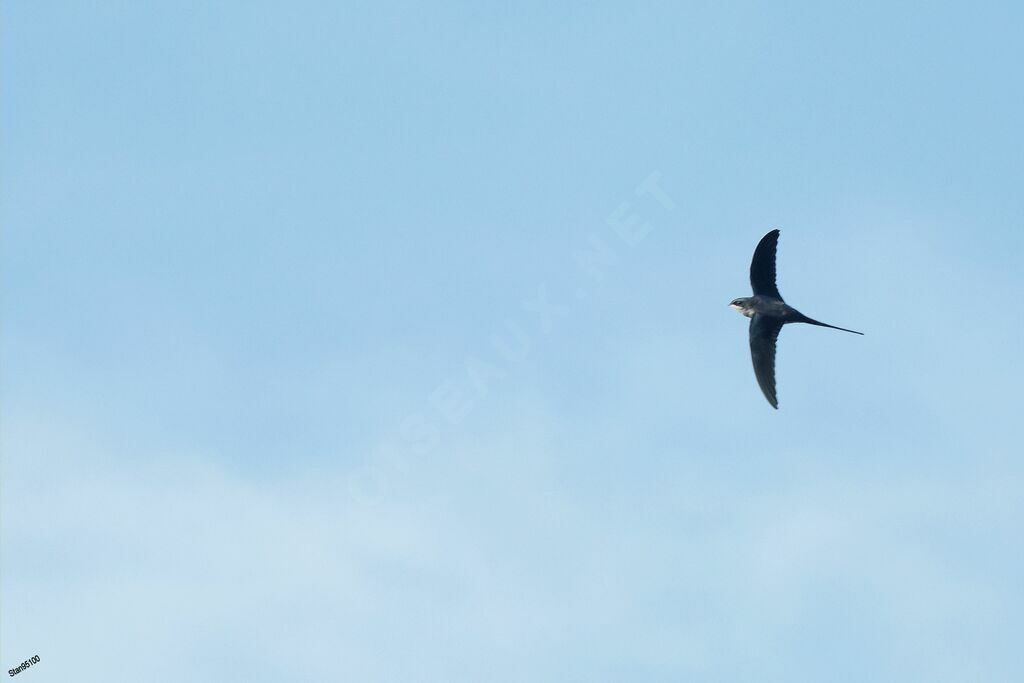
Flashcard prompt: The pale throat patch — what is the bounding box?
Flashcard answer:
[730,303,754,318]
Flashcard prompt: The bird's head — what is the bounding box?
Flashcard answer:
[729,297,754,318]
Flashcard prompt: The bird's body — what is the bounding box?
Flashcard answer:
[731,229,863,409]
[730,295,802,321]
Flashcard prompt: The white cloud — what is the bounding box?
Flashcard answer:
[4,400,1022,682]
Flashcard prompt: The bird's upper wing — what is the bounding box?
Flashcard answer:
[749,229,782,299]
[749,314,784,409]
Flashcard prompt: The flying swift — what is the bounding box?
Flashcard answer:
[730,229,863,409]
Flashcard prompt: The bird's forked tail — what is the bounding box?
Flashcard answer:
[799,315,864,335]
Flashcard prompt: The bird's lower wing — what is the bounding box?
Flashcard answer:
[749,315,784,409]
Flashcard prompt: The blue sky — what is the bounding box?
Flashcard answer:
[3,2,1023,681]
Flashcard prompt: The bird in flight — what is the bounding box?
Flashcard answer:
[730,229,863,409]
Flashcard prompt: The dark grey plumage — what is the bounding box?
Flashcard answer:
[730,229,863,409]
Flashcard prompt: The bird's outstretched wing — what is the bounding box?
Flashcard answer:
[750,229,782,299]
[749,314,784,409]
